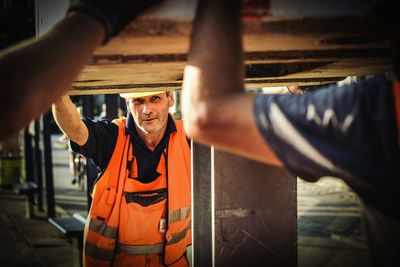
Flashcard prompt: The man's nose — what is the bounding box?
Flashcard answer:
[142,102,151,114]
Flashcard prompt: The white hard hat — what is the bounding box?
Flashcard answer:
[119,91,165,99]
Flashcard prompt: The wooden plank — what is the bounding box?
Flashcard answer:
[90,34,389,66]
[71,56,390,95]
[93,33,389,59]
[69,0,391,95]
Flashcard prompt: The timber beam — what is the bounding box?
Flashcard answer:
[70,0,392,95]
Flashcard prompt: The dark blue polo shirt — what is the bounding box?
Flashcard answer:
[71,113,177,184]
[254,75,400,218]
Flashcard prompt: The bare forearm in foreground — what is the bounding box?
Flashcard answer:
[182,0,282,166]
[0,12,104,140]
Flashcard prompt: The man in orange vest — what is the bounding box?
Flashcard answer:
[52,91,191,267]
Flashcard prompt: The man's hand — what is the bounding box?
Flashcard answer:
[68,0,162,44]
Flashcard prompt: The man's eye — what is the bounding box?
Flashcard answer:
[132,99,144,105]
[151,96,160,102]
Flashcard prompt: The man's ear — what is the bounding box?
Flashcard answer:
[124,99,131,114]
[168,92,175,107]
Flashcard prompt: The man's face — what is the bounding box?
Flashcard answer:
[126,92,174,135]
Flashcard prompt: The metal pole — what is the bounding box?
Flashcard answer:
[24,127,35,183]
[82,95,97,210]
[34,119,44,211]
[105,94,118,120]
[43,111,55,218]
[192,142,213,267]
[191,144,297,266]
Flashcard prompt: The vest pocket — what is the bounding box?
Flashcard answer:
[91,188,116,220]
[119,198,167,245]
[124,188,167,207]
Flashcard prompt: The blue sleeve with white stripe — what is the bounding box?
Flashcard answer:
[253,76,400,192]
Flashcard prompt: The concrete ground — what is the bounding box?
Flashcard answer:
[0,134,371,267]
[297,178,370,267]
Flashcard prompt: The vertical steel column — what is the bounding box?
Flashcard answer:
[82,95,97,210]
[24,127,36,216]
[105,94,118,120]
[192,146,297,267]
[172,90,182,119]
[192,142,214,267]
[43,111,55,218]
[24,127,35,183]
[35,0,69,215]
[34,119,44,211]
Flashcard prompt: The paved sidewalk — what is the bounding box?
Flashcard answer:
[0,188,76,267]
[298,177,370,267]
[0,135,87,267]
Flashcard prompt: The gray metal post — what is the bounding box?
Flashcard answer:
[34,119,44,211]
[105,94,119,120]
[82,95,97,210]
[192,142,214,267]
[43,111,55,218]
[192,145,297,267]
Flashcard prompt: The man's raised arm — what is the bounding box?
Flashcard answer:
[52,95,88,146]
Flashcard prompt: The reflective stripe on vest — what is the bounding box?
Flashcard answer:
[88,217,118,239]
[167,220,191,246]
[85,241,115,261]
[116,242,164,255]
[169,206,191,224]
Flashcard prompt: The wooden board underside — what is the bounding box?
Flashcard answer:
[71,9,392,95]
[71,56,390,95]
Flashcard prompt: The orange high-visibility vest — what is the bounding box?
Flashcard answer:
[83,117,191,267]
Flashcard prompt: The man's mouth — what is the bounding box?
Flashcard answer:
[143,117,156,122]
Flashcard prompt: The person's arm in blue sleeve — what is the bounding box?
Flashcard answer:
[254,76,399,185]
